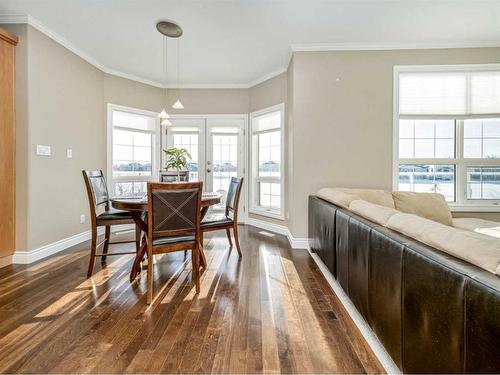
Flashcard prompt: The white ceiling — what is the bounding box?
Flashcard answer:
[1,0,499,87]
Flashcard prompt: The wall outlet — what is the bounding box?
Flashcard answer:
[67,148,73,158]
[80,214,85,224]
[36,144,51,156]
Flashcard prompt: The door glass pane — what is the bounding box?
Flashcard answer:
[114,181,147,197]
[172,133,199,181]
[211,133,238,209]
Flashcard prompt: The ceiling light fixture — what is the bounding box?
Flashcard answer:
[156,20,183,125]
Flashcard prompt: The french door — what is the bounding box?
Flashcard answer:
[164,116,245,210]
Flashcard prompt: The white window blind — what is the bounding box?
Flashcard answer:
[399,71,500,116]
[471,71,500,114]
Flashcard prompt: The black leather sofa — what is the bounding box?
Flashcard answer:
[308,195,500,373]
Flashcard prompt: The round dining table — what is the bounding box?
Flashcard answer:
[111,192,221,282]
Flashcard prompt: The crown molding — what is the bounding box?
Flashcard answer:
[0,12,284,89]
[247,67,287,88]
[3,12,500,90]
[0,12,28,23]
[291,41,500,52]
[26,13,106,71]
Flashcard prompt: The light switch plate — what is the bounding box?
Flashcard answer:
[36,144,51,156]
[67,149,73,158]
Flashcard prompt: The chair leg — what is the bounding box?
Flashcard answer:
[192,245,200,293]
[135,225,141,253]
[233,223,242,257]
[225,227,233,247]
[102,225,111,262]
[146,243,154,305]
[199,231,207,269]
[87,226,98,277]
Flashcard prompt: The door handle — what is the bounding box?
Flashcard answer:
[207,168,212,173]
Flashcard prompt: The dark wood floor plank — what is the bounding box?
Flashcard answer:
[0,225,385,374]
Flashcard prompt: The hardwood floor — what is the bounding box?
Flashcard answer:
[0,225,384,374]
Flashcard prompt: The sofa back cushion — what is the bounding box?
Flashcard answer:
[349,199,399,226]
[336,188,396,208]
[392,191,453,226]
[317,188,360,209]
[386,212,500,275]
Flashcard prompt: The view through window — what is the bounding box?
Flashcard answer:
[250,104,284,218]
[395,68,500,205]
[109,106,157,197]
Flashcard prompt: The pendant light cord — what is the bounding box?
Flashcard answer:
[177,37,180,96]
[164,35,167,105]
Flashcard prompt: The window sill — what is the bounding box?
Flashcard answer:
[449,203,500,212]
[249,207,285,220]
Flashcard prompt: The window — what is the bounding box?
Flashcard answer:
[249,104,285,219]
[108,104,159,197]
[394,65,500,209]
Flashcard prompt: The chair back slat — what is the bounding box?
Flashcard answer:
[225,177,244,219]
[148,182,202,238]
[82,170,110,216]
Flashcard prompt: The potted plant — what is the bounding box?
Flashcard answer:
[163,147,192,181]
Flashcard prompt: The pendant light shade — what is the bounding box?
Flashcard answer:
[161,118,172,127]
[172,100,184,110]
[158,109,169,119]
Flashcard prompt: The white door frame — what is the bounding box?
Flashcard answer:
[164,114,249,220]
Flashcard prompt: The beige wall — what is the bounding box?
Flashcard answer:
[249,73,287,113]
[104,74,249,115]
[26,25,105,249]
[290,48,500,237]
[2,24,105,251]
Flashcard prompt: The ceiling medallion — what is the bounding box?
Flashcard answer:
[156,21,183,38]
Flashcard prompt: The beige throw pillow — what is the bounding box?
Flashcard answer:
[349,199,399,226]
[392,191,453,226]
[336,188,395,208]
[317,188,360,209]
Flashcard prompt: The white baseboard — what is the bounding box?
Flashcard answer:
[243,217,309,249]
[12,227,106,265]
[308,249,401,374]
[12,218,301,265]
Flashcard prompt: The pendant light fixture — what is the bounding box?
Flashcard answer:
[172,37,184,110]
[156,20,183,125]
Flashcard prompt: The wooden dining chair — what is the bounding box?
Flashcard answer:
[146,181,203,304]
[200,177,244,256]
[82,170,141,277]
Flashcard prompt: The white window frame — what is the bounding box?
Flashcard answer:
[249,103,285,220]
[393,64,500,212]
[107,103,160,196]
